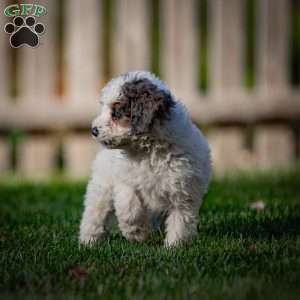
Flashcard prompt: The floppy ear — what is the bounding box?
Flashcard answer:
[120,79,175,135]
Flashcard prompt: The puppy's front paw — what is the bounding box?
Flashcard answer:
[79,222,106,246]
[164,235,190,247]
[79,234,99,246]
[164,237,179,248]
[79,227,104,246]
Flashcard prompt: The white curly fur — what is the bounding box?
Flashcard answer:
[79,70,212,246]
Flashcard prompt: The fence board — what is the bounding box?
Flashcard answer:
[0,2,11,175]
[112,0,149,76]
[64,0,102,102]
[0,1,299,177]
[1,92,300,130]
[208,127,254,175]
[16,1,59,177]
[208,0,244,95]
[18,0,57,99]
[254,126,294,169]
[64,134,98,178]
[0,0,11,99]
[256,0,290,94]
[161,0,198,96]
[18,135,58,178]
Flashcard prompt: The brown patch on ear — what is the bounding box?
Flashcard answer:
[118,78,175,135]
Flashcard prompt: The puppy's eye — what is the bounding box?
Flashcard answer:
[112,109,122,119]
[111,102,122,119]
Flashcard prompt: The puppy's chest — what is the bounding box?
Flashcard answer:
[128,162,169,191]
[121,157,186,210]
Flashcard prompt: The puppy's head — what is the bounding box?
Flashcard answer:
[92,71,175,148]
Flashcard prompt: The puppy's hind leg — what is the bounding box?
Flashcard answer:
[114,186,149,242]
[79,181,114,245]
[164,204,198,247]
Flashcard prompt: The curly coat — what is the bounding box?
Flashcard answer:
[79,70,211,246]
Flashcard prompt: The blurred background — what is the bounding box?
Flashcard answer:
[0,0,299,179]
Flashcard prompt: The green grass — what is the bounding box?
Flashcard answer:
[1,170,300,300]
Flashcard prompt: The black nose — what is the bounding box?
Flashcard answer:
[91,127,99,137]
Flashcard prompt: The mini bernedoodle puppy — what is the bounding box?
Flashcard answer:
[79,71,211,246]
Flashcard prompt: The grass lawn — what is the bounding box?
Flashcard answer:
[0,169,300,300]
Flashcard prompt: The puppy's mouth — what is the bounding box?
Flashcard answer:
[100,137,131,149]
[101,140,114,148]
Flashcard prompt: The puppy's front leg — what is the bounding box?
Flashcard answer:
[79,181,114,245]
[114,185,149,242]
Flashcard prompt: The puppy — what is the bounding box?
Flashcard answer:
[79,71,211,246]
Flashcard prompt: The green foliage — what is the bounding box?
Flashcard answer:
[244,0,255,89]
[198,0,208,92]
[7,129,25,171]
[150,0,161,77]
[0,170,300,300]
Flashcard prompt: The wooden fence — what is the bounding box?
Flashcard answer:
[0,0,299,178]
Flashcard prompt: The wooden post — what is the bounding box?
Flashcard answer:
[112,0,149,76]
[256,0,290,94]
[208,0,244,95]
[161,0,198,97]
[64,0,102,102]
